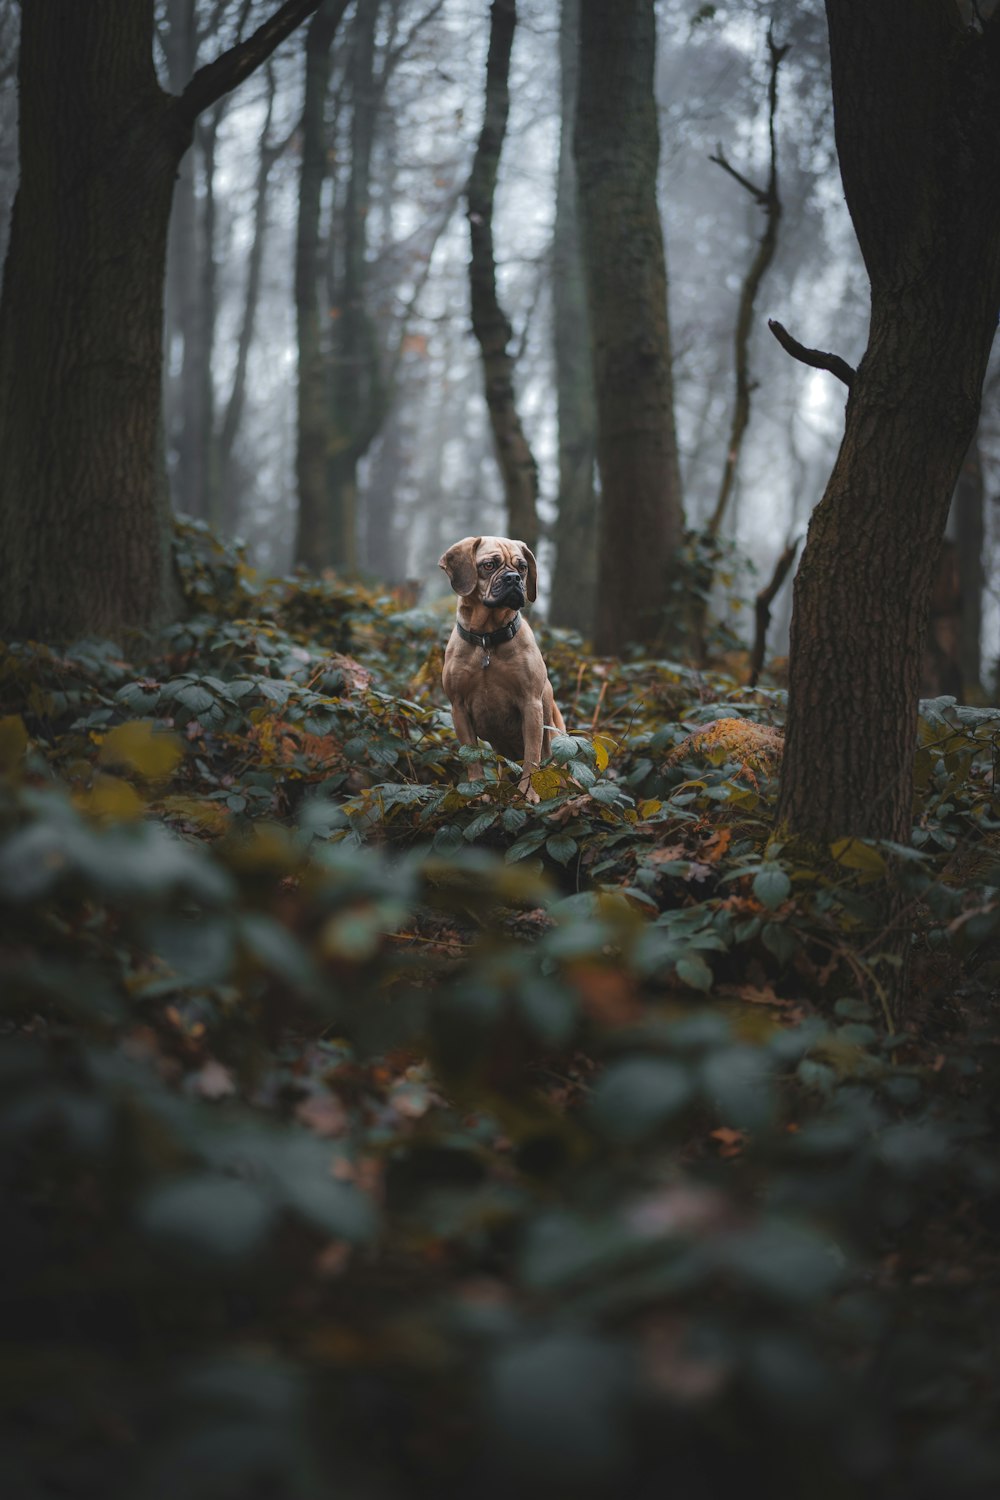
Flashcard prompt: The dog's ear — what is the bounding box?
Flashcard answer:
[438,537,481,596]
[515,542,538,603]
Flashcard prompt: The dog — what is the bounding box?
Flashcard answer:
[438,535,566,801]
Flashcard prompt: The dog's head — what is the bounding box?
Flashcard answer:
[438,535,537,609]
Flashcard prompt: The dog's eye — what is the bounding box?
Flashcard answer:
[478,559,499,573]
[516,560,527,572]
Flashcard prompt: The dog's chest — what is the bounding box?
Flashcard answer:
[451,675,527,759]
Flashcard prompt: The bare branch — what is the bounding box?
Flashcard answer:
[767,318,856,388]
[749,536,799,688]
[706,25,788,539]
[177,0,339,128]
[709,146,767,206]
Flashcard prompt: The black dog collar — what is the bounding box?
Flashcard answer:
[455,611,522,667]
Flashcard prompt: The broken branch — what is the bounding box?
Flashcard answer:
[767,318,856,388]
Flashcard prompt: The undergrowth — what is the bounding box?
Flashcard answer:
[3,522,1000,1499]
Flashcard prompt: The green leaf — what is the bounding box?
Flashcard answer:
[761,922,798,966]
[173,683,215,716]
[589,1056,695,1143]
[505,827,550,863]
[675,952,713,992]
[545,834,579,866]
[701,1046,773,1131]
[140,1176,274,1262]
[717,1222,845,1304]
[753,865,791,911]
[487,1335,629,1484]
[464,810,500,841]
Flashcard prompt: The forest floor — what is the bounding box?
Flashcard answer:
[3,526,1000,1500]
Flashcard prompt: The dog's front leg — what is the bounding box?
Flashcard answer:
[450,702,484,785]
[519,700,545,803]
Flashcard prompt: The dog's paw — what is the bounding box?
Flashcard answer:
[518,777,540,805]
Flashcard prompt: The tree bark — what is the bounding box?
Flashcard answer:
[326,0,384,572]
[218,70,283,532]
[293,0,347,571]
[467,0,539,554]
[0,0,323,642]
[576,0,684,656]
[549,0,597,635]
[776,2,1000,845]
[954,435,984,700]
[0,2,183,640]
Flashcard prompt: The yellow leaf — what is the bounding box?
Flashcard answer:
[224,822,298,871]
[530,765,565,800]
[593,735,617,773]
[0,714,28,774]
[638,798,663,819]
[75,775,145,821]
[830,838,887,878]
[159,794,230,834]
[99,720,183,781]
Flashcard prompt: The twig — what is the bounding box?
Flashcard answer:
[589,678,609,733]
[748,536,799,687]
[767,318,856,389]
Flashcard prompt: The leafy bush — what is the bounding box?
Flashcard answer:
[3,554,1000,1499]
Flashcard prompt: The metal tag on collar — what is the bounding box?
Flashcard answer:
[482,646,491,668]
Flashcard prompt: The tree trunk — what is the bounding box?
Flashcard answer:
[576,0,684,656]
[776,3,1000,845]
[219,69,282,532]
[0,0,325,642]
[293,1,343,571]
[163,0,199,513]
[467,0,539,553]
[955,435,984,700]
[549,0,597,636]
[326,0,383,572]
[0,2,183,640]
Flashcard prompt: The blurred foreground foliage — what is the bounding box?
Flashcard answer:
[4,523,1000,1498]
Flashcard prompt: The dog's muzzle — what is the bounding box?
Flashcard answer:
[487,570,526,608]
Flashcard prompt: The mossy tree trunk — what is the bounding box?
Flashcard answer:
[0,0,324,643]
[776,2,1000,845]
[575,0,684,656]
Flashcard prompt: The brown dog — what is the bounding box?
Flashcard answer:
[438,535,566,800]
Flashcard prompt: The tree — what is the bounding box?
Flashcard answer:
[549,0,597,636]
[467,0,540,555]
[295,0,451,574]
[0,0,324,643]
[575,0,684,656]
[775,1,1000,846]
[294,0,349,573]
